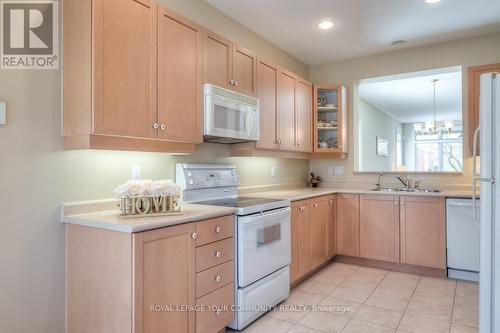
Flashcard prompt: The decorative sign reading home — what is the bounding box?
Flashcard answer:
[114,180,182,217]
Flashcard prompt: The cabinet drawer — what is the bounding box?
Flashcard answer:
[195,215,234,247]
[196,260,234,298]
[196,238,234,272]
[196,283,234,333]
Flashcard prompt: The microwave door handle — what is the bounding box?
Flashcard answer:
[245,111,251,137]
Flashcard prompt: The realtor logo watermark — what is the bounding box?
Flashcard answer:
[1,0,58,69]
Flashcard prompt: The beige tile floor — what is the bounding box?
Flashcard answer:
[236,263,479,333]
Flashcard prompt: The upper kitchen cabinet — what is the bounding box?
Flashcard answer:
[313,84,348,158]
[157,6,203,143]
[203,31,257,96]
[233,46,258,97]
[468,63,500,155]
[295,78,313,153]
[63,0,199,153]
[277,69,298,151]
[255,58,279,150]
[203,31,233,90]
[231,63,312,158]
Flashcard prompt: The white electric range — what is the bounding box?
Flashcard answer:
[176,164,291,330]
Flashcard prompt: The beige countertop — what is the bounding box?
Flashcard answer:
[247,187,476,201]
[61,188,475,233]
[61,199,237,233]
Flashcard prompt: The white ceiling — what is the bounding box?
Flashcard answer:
[205,0,500,65]
[358,67,462,123]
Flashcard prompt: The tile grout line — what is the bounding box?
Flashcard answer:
[281,263,362,332]
[449,280,458,333]
[394,274,422,331]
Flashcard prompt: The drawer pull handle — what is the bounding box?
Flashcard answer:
[215,275,221,282]
[215,251,222,258]
[191,232,198,239]
[215,226,222,233]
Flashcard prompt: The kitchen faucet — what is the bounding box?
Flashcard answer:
[376,173,384,189]
[395,175,410,189]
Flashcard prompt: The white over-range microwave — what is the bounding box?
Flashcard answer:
[204,84,260,143]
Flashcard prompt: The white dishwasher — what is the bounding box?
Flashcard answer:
[446,198,480,282]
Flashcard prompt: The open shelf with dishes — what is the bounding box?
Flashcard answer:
[313,84,348,158]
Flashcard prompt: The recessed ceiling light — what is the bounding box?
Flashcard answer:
[425,0,442,3]
[318,20,335,30]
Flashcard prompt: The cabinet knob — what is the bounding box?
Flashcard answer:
[229,80,235,85]
[215,309,222,316]
[191,232,198,239]
[297,142,301,146]
[329,200,333,204]
[234,81,239,86]
[214,275,222,282]
[314,203,318,207]
[394,201,399,205]
[160,124,166,130]
[278,139,283,144]
[215,251,222,258]
[153,123,159,129]
[215,226,222,233]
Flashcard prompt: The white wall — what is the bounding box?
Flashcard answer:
[0,1,308,332]
[309,32,500,189]
[358,98,401,171]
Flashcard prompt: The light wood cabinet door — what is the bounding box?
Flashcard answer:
[93,0,157,138]
[203,30,233,90]
[296,78,313,152]
[277,70,297,151]
[298,202,312,276]
[310,197,329,268]
[233,45,257,97]
[158,7,202,143]
[359,195,400,263]
[133,223,196,333]
[336,194,360,257]
[256,58,279,150]
[327,196,337,258]
[400,196,446,269]
[290,204,301,284]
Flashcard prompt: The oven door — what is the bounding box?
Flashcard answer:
[237,207,291,288]
[204,94,259,141]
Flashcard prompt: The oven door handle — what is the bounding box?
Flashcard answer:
[238,207,291,225]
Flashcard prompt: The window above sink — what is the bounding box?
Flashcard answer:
[354,66,463,174]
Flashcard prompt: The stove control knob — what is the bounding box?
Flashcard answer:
[188,179,194,185]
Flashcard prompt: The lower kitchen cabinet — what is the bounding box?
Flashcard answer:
[336,194,360,257]
[359,195,400,263]
[290,195,336,284]
[327,196,337,258]
[67,215,235,333]
[400,196,446,269]
[134,223,197,333]
[310,197,330,267]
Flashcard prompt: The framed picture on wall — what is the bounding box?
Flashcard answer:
[376,136,389,156]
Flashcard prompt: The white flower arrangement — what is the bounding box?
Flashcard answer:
[114,179,181,198]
